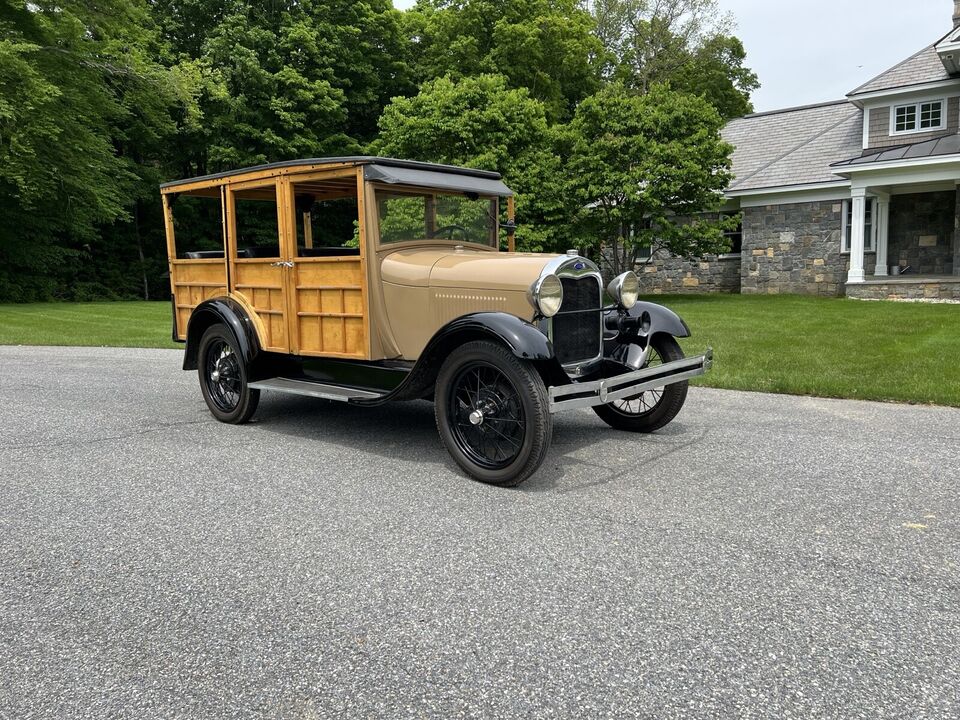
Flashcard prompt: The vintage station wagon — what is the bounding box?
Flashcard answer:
[162,157,711,486]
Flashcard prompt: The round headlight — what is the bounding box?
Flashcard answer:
[608,271,640,310]
[528,273,563,318]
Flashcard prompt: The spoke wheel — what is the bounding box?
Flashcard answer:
[436,340,552,487]
[593,335,688,433]
[610,346,666,415]
[197,324,260,424]
[449,362,525,471]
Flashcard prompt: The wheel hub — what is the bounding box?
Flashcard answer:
[468,409,484,425]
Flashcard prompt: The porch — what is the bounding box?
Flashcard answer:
[831,142,960,300]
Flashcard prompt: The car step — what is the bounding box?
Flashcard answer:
[248,377,384,402]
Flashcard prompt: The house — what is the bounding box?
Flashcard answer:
[639,1,960,301]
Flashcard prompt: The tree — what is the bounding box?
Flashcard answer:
[403,0,602,121]
[372,74,571,252]
[565,83,738,277]
[0,0,193,301]
[590,0,758,119]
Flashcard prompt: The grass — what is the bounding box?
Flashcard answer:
[0,301,179,349]
[665,294,960,407]
[1,295,958,406]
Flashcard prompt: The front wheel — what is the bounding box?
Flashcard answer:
[592,335,688,433]
[197,324,260,424]
[435,340,552,487]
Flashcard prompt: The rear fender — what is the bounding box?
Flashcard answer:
[183,297,262,371]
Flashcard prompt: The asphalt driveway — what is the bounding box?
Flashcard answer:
[1,346,958,719]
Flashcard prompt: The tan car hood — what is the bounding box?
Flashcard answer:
[381,247,560,291]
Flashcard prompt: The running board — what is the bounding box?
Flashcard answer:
[248,377,384,402]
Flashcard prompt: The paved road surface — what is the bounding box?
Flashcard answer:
[1,346,958,719]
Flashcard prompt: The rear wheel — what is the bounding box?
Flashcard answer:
[592,335,688,433]
[197,324,260,424]
[435,340,552,487]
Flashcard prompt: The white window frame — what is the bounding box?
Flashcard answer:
[841,198,876,254]
[890,98,947,136]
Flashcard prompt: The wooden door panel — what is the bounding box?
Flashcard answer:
[293,259,366,357]
[233,262,287,351]
[170,260,228,340]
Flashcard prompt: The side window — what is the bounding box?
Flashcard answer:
[721,213,743,255]
[377,193,428,244]
[294,192,360,257]
[233,184,280,259]
[169,191,224,259]
[842,199,875,253]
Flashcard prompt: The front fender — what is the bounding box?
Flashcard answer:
[361,312,556,404]
[183,297,261,371]
[603,300,691,354]
[427,312,554,361]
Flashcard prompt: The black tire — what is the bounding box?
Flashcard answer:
[197,324,260,424]
[435,340,552,487]
[592,335,688,433]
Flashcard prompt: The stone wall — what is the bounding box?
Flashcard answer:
[888,191,956,275]
[740,201,847,296]
[636,252,741,294]
[846,279,960,302]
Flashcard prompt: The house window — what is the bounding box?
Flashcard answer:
[842,198,875,253]
[721,213,743,255]
[892,99,945,134]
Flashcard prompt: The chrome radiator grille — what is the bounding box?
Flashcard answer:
[552,276,602,366]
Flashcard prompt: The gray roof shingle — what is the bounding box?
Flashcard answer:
[722,101,862,193]
[848,42,952,96]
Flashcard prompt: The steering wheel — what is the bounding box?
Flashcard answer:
[434,224,469,241]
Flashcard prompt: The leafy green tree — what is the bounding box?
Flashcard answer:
[565,83,738,277]
[403,0,602,121]
[0,0,193,301]
[156,0,413,176]
[372,73,571,252]
[591,0,758,119]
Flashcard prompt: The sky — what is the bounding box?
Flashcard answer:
[391,0,953,112]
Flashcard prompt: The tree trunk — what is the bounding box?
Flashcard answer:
[133,201,149,300]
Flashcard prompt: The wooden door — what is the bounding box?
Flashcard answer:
[285,169,369,359]
[226,179,292,353]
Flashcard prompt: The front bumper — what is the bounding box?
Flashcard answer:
[548,348,713,413]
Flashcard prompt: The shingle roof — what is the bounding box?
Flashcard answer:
[848,42,952,97]
[831,133,960,168]
[722,101,862,193]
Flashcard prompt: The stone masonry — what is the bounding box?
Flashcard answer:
[740,201,847,296]
[636,252,741,294]
[888,190,956,275]
[846,279,960,301]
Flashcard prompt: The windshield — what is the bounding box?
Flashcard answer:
[375,189,499,247]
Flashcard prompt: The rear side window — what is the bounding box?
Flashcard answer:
[169,192,224,259]
[233,184,280,259]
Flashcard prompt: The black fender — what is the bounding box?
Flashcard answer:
[182,297,261,371]
[603,300,691,356]
[356,312,557,404]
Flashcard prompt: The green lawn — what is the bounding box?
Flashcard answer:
[0,301,179,349]
[1,296,959,406]
[665,294,960,407]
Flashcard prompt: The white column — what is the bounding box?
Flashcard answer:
[847,188,867,284]
[874,192,890,277]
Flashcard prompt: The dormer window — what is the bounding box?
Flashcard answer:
[892,99,945,134]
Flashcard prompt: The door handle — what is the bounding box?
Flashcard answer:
[270,261,295,268]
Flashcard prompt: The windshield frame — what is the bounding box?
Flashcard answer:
[370,183,502,252]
